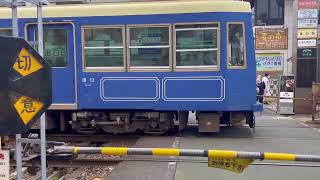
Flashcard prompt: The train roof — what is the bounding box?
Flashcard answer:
[0,0,251,19]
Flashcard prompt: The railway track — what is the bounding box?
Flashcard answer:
[8,133,145,179]
[13,156,320,168]
[45,133,142,144]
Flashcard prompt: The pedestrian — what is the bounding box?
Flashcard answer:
[256,76,265,103]
[262,73,271,104]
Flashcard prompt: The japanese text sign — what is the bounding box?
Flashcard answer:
[255,28,288,50]
[297,48,317,58]
[256,53,284,72]
[0,36,52,135]
[297,28,318,39]
[298,39,317,47]
[0,151,9,180]
[298,19,318,28]
[298,0,318,9]
[208,158,253,173]
[298,9,318,19]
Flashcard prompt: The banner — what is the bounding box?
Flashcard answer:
[256,53,283,72]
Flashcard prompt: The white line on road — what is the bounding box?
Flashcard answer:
[165,137,181,180]
[297,121,320,134]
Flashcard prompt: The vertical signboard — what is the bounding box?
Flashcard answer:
[278,75,295,115]
[296,0,319,88]
[0,150,9,180]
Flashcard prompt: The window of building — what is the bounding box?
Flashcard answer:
[174,23,219,70]
[83,27,124,70]
[227,23,245,68]
[128,25,170,71]
[255,0,284,26]
[297,59,317,88]
[0,29,12,36]
[36,29,68,67]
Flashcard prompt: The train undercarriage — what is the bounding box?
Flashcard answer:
[42,110,255,134]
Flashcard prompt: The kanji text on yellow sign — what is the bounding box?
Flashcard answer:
[208,158,253,173]
[13,48,43,77]
[14,96,44,125]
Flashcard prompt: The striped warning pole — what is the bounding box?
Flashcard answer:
[55,146,320,162]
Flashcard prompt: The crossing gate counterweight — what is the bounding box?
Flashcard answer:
[0,36,52,135]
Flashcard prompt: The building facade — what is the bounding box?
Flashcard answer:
[252,0,319,114]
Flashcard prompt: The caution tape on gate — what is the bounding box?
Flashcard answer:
[54,146,320,173]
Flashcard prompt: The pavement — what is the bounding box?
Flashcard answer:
[108,136,180,180]
[175,109,320,180]
[106,109,320,180]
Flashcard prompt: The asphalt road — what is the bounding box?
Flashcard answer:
[175,110,320,180]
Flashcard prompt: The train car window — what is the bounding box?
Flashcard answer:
[174,23,219,71]
[83,27,124,70]
[227,23,246,68]
[36,29,68,67]
[0,29,12,36]
[128,25,171,71]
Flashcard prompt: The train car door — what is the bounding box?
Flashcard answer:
[27,23,76,107]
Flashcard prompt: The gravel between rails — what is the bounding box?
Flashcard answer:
[6,133,141,180]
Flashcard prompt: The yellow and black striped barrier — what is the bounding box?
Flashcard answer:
[55,146,320,173]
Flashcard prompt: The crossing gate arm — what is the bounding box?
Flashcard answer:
[54,146,320,162]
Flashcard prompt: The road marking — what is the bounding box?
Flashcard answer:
[297,121,320,134]
[165,137,181,180]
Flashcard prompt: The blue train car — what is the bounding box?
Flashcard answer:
[0,0,262,134]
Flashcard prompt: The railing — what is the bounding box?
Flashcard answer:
[312,82,320,121]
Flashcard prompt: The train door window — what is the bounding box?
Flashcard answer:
[0,29,12,36]
[227,23,246,69]
[35,29,68,67]
[128,25,171,71]
[83,26,125,71]
[174,23,219,71]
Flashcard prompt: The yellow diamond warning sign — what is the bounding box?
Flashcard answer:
[208,158,253,173]
[14,96,44,125]
[13,48,43,77]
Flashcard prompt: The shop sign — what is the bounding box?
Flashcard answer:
[297,48,317,58]
[298,18,318,28]
[297,28,318,39]
[298,9,318,19]
[255,28,288,50]
[298,0,318,9]
[0,151,9,180]
[279,75,295,95]
[256,53,283,72]
[297,39,317,47]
